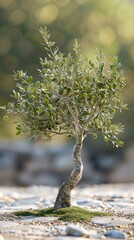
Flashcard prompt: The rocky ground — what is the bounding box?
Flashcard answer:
[0,184,134,240]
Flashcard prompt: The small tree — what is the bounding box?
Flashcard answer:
[2,27,127,209]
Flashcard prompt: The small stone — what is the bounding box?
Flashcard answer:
[104,229,126,239]
[52,225,66,235]
[89,230,105,239]
[52,226,66,232]
[66,224,88,237]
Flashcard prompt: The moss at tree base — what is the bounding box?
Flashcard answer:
[13,206,111,222]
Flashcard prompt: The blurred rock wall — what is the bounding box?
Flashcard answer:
[0,141,134,186]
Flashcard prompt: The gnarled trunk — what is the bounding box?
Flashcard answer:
[54,136,84,209]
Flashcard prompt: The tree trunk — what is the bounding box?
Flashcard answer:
[54,135,84,209]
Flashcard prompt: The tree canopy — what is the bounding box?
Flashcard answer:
[2,27,127,147]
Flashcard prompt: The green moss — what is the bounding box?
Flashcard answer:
[13,206,111,222]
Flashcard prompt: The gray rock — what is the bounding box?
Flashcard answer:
[89,230,105,239]
[52,226,66,236]
[51,238,88,240]
[0,221,20,228]
[52,226,66,232]
[77,199,105,208]
[66,224,88,237]
[0,202,7,207]
[6,204,37,211]
[11,197,41,206]
[20,216,58,223]
[92,216,133,226]
[104,230,126,239]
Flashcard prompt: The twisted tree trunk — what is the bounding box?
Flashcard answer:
[54,135,84,209]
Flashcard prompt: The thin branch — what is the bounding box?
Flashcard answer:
[50,130,73,135]
[92,109,103,120]
[66,103,79,134]
[72,97,79,118]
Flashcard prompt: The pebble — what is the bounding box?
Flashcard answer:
[104,229,126,239]
[52,226,66,232]
[66,224,88,237]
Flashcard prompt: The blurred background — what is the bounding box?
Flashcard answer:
[0,0,134,186]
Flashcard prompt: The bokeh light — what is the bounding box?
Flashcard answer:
[0,0,134,142]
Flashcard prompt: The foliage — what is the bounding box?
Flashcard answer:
[0,0,133,140]
[3,27,127,146]
[13,206,110,222]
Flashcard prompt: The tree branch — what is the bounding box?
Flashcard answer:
[66,103,79,134]
[50,130,73,135]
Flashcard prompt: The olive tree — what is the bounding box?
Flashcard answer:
[2,27,127,209]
